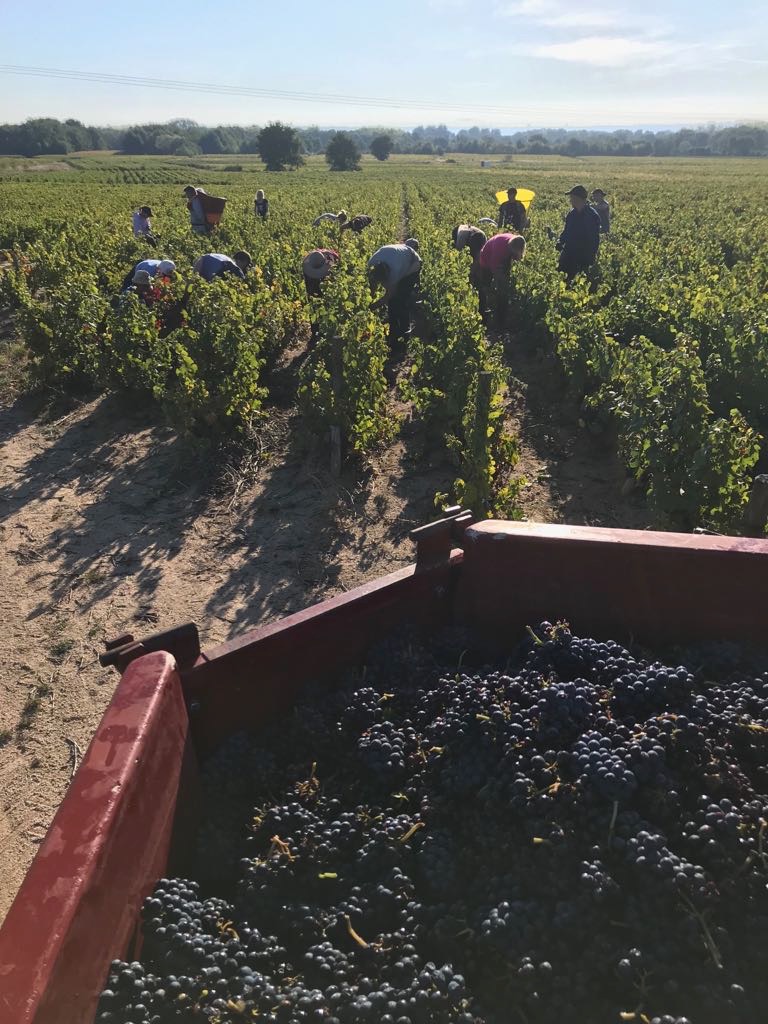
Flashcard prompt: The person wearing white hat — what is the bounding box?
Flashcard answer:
[118,268,157,308]
[452,224,487,259]
[302,248,340,298]
[303,248,340,348]
[367,239,422,344]
[120,258,176,292]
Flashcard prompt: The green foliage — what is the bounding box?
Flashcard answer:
[298,266,394,454]
[406,185,524,517]
[325,133,361,172]
[597,336,760,530]
[257,122,304,172]
[370,135,394,161]
[3,154,767,533]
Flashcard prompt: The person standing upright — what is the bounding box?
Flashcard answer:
[590,189,611,234]
[498,188,529,232]
[255,189,269,221]
[183,185,209,235]
[557,185,601,282]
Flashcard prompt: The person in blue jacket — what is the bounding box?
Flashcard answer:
[193,251,252,282]
[557,185,601,281]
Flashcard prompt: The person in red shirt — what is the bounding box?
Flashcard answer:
[474,232,526,321]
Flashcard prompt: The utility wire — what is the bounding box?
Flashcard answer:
[0,64,748,125]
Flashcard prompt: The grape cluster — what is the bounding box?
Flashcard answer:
[95,621,768,1024]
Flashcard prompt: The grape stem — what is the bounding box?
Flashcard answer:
[399,821,425,843]
[345,915,369,948]
[607,800,619,845]
[525,626,544,646]
[680,894,723,969]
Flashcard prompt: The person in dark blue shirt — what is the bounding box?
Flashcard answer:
[193,251,252,282]
[557,184,601,282]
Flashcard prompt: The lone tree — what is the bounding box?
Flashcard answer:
[257,122,304,171]
[326,132,361,171]
[370,134,394,161]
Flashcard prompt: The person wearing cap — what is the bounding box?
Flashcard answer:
[590,189,611,234]
[193,251,252,283]
[475,232,526,320]
[183,185,209,234]
[254,189,269,221]
[132,206,156,246]
[120,258,176,292]
[497,188,529,232]
[367,239,422,345]
[557,185,601,281]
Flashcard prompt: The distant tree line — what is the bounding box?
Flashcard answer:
[0,117,766,160]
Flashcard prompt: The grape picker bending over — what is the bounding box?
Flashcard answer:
[302,249,340,298]
[557,184,601,281]
[120,269,159,307]
[474,232,526,320]
[367,239,422,345]
[452,224,488,289]
[312,210,373,233]
[193,252,252,282]
[303,248,340,348]
[120,258,176,292]
[452,224,487,259]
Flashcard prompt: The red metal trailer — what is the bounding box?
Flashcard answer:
[1,516,767,1024]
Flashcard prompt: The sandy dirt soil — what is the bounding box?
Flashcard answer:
[0,335,651,922]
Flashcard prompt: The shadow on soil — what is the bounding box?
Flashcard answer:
[0,393,208,616]
[498,328,654,530]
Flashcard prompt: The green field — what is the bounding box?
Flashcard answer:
[1,153,767,530]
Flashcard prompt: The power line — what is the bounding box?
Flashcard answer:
[0,64,749,125]
[0,65,545,117]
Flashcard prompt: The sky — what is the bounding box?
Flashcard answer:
[0,0,766,129]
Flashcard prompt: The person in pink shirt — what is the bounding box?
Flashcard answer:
[474,232,526,321]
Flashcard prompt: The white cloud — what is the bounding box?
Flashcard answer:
[529,35,677,67]
[496,0,667,34]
